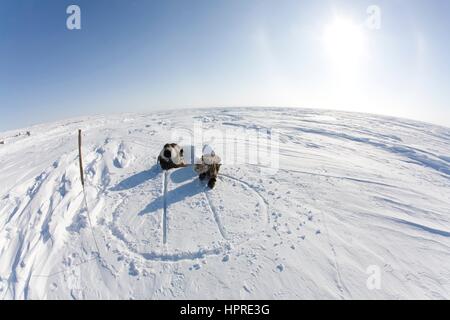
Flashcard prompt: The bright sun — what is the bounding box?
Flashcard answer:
[322,18,366,71]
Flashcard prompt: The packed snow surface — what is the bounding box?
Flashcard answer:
[0,108,449,299]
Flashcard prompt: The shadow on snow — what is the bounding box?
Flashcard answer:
[110,164,160,191]
[139,167,202,215]
[112,165,202,216]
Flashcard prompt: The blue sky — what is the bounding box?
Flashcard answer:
[1,0,449,130]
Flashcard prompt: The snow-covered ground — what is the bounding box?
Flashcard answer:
[0,107,449,299]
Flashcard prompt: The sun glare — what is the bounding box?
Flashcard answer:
[322,18,367,71]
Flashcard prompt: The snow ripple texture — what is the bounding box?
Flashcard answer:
[0,108,449,299]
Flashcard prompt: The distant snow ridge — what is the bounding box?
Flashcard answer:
[0,108,449,299]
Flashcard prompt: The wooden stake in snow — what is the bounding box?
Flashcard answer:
[77,129,102,256]
[78,129,85,187]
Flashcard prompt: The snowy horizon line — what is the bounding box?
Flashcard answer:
[1,105,449,134]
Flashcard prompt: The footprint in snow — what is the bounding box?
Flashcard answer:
[276,264,284,272]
